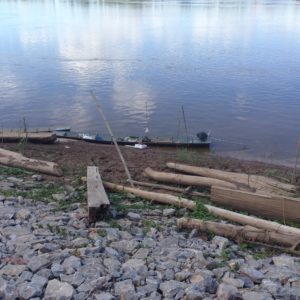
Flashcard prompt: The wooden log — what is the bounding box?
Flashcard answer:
[205,204,300,237]
[103,181,196,210]
[130,180,208,197]
[167,162,296,195]
[144,168,237,189]
[87,166,110,222]
[211,186,300,223]
[0,148,62,176]
[0,131,57,144]
[177,217,299,248]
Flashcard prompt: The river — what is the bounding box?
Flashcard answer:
[1,0,300,165]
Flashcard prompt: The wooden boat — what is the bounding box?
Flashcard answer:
[0,131,57,144]
[55,131,211,148]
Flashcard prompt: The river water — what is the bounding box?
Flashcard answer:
[1,0,300,165]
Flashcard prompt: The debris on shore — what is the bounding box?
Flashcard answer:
[0,141,300,299]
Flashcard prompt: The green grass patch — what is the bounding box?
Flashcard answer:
[0,166,33,176]
[142,219,161,233]
[191,200,218,221]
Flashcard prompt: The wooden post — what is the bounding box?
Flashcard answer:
[87,166,110,222]
[90,91,134,187]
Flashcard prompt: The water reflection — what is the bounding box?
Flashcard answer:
[1,0,300,165]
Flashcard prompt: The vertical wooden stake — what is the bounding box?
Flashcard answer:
[90,91,134,187]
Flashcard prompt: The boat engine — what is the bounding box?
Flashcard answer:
[197,131,208,142]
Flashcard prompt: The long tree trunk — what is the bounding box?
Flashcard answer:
[0,148,62,176]
[144,167,237,189]
[103,181,196,210]
[205,204,300,237]
[166,162,296,195]
[177,217,299,248]
[130,180,208,197]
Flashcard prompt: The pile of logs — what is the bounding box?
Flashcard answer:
[104,161,300,252]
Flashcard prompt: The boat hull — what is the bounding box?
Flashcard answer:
[56,132,211,148]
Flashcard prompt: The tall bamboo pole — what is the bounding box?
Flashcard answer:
[90,91,134,187]
[292,137,300,184]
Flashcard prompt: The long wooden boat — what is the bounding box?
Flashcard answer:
[55,131,211,148]
[0,131,57,144]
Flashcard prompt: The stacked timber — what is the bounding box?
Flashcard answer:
[166,162,296,196]
[210,186,300,223]
[144,167,238,189]
[0,131,57,144]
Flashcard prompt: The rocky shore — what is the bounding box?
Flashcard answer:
[1,170,300,300]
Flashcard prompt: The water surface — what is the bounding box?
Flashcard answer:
[1,0,300,165]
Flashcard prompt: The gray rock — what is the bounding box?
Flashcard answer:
[204,277,218,294]
[114,279,135,296]
[32,174,43,181]
[110,240,139,254]
[51,263,65,277]
[163,208,176,217]
[133,248,150,260]
[159,280,186,298]
[104,258,121,272]
[36,268,52,279]
[261,279,280,294]
[17,274,47,299]
[127,212,141,221]
[216,283,242,300]
[142,238,156,248]
[222,276,244,288]
[52,193,66,201]
[44,279,74,300]
[185,287,204,300]
[175,271,191,282]
[17,283,38,299]
[0,264,26,277]
[0,277,7,298]
[240,266,264,283]
[122,259,147,277]
[62,256,81,273]
[18,271,33,282]
[95,292,115,300]
[272,255,295,267]
[242,291,273,300]
[30,274,48,293]
[16,208,31,220]
[165,269,175,280]
[77,277,107,293]
[71,237,90,248]
[28,256,50,273]
[212,236,229,251]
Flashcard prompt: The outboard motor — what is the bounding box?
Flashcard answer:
[197,131,208,142]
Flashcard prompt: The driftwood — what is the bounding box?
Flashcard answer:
[104,181,300,249]
[0,131,57,144]
[103,181,196,210]
[87,167,110,222]
[177,217,300,249]
[211,186,300,223]
[144,168,237,189]
[130,180,208,197]
[166,162,296,195]
[0,148,62,176]
[205,205,300,238]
